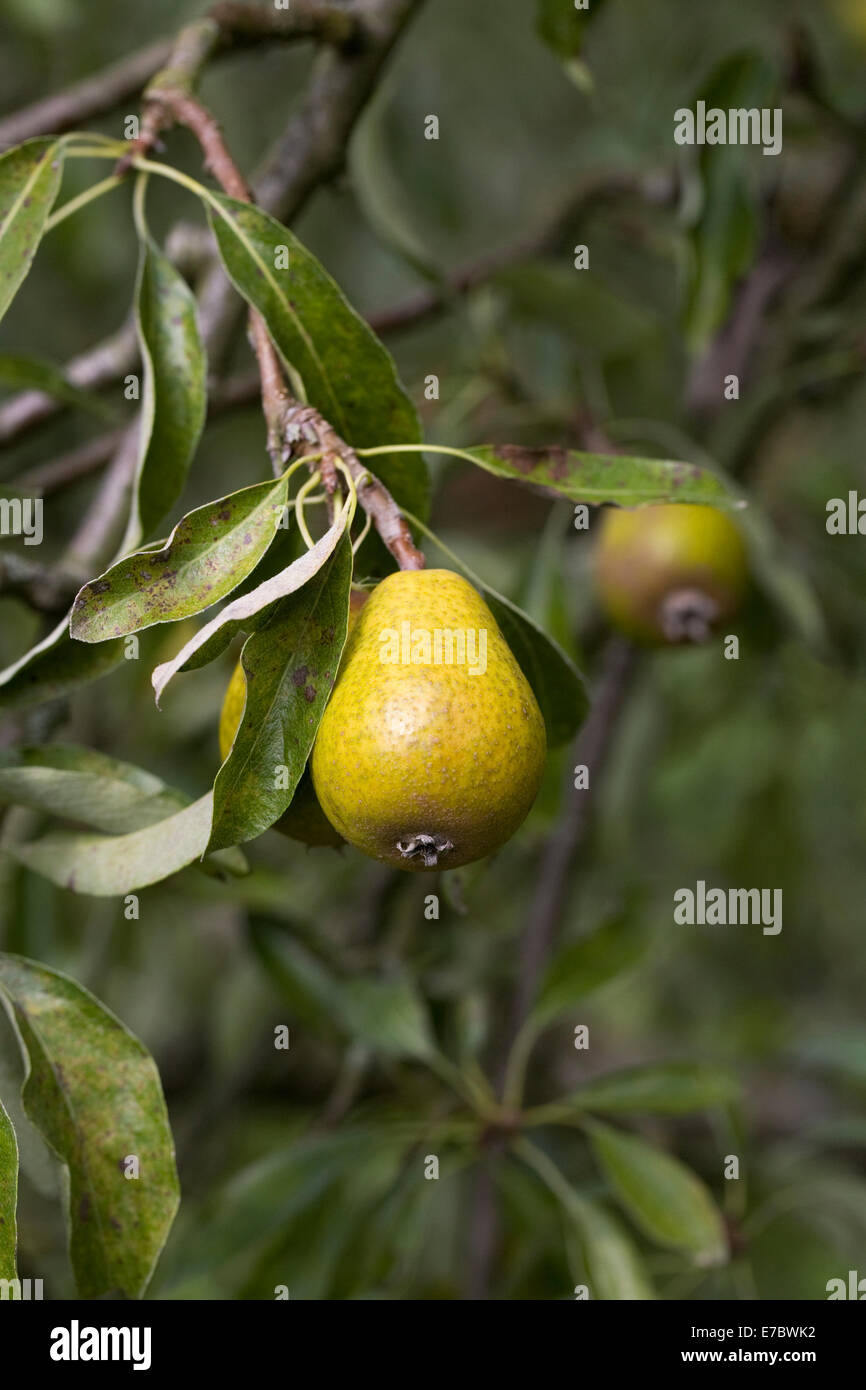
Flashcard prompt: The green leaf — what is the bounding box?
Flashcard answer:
[151,501,351,704]
[684,53,776,349]
[461,444,742,508]
[0,744,188,833]
[209,532,352,851]
[532,911,647,1027]
[72,475,289,643]
[535,0,609,59]
[0,614,126,713]
[587,1119,727,1266]
[0,953,180,1298]
[568,1194,656,1301]
[0,353,117,420]
[539,1063,739,1119]
[254,925,435,1061]
[4,792,246,896]
[484,586,588,746]
[205,195,428,524]
[0,1095,17,1281]
[122,235,207,549]
[0,139,63,324]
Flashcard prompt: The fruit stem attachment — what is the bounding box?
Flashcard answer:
[659,588,720,643]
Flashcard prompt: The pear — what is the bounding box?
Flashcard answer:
[595,503,748,645]
[311,569,546,871]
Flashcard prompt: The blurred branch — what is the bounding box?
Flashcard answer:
[0,550,81,613]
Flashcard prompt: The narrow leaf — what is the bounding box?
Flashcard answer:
[122,236,207,549]
[206,195,428,522]
[152,504,350,705]
[209,532,352,851]
[0,953,180,1298]
[0,139,63,324]
[569,1194,655,1301]
[540,1063,739,1119]
[4,792,246,896]
[532,912,647,1027]
[72,475,288,642]
[0,614,125,713]
[484,586,588,746]
[0,353,117,420]
[0,744,188,833]
[0,1095,17,1280]
[462,444,741,508]
[587,1120,727,1266]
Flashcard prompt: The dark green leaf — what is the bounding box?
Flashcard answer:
[0,615,125,713]
[0,744,188,833]
[536,0,609,60]
[484,586,588,746]
[5,792,246,895]
[543,1063,739,1118]
[0,953,180,1298]
[0,353,117,420]
[206,196,427,523]
[152,502,351,704]
[463,444,741,507]
[72,475,288,643]
[209,532,352,851]
[0,139,63,324]
[587,1119,727,1266]
[532,911,647,1027]
[122,236,207,548]
[0,1095,17,1280]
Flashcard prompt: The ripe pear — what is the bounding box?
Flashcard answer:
[218,588,368,849]
[595,503,747,645]
[311,569,546,871]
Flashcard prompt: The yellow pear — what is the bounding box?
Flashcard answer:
[595,503,748,645]
[311,569,546,871]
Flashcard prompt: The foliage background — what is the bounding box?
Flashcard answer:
[1,0,865,1299]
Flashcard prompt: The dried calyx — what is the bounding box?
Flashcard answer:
[396,833,455,869]
[660,588,721,644]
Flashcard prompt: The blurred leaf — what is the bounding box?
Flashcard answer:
[0,139,63,324]
[254,925,435,1061]
[536,1063,739,1120]
[0,953,179,1298]
[461,444,742,507]
[569,1193,656,1300]
[684,53,776,349]
[794,1028,866,1087]
[206,195,428,525]
[532,911,647,1027]
[0,1095,17,1280]
[0,353,117,419]
[738,503,828,649]
[209,532,352,851]
[535,0,608,59]
[0,614,125,712]
[587,1120,727,1266]
[72,475,288,643]
[5,792,247,895]
[122,234,207,549]
[152,502,351,704]
[0,744,188,832]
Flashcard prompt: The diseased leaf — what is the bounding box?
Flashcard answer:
[463,444,741,508]
[0,744,188,833]
[0,615,125,713]
[4,792,246,896]
[205,195,427,524]
[72,476,288,643]
[587,1120,728,1266]
[0,139,63,324]
[0,954,180,1298]
[0,353,117,420]
[209,532,352,851]
[532,911,647,1027]
[537,1063,739,1121]
[122,235,207,550]
[151,503,351,705]
[0,1095,17,1281]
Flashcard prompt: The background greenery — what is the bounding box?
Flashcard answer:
[1,0,865,1299]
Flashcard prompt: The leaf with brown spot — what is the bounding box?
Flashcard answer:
[464,445,743,508]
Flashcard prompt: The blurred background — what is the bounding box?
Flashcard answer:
[1,0,865,1299]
